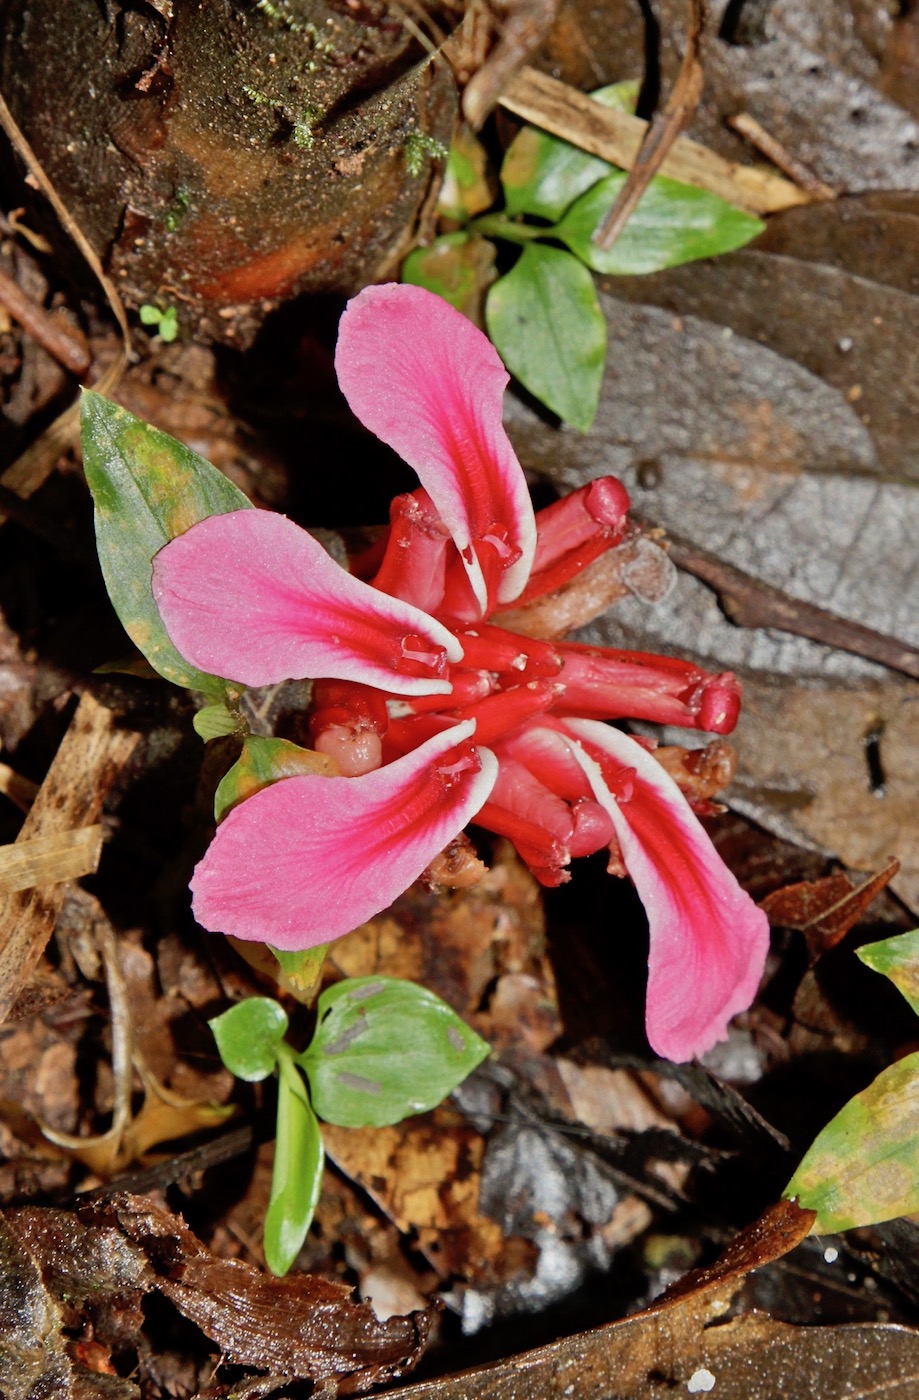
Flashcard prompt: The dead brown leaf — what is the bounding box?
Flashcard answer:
[761,858,901,962]
[380,1200,825,1399]
[1,1194,435,1395]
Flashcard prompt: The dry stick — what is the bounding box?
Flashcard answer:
[0,264,91,374]
[0,90,130,514]
[727,112,836,201]
[593,0,704,252]
[499,68,809,215]
[0,693,139,1026]
[648,523,919,681]
[0,826,104,895]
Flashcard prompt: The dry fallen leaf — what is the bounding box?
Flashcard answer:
[761,858,901,962]
[1,1194,435,1396]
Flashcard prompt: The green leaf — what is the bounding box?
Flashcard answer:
[402,232,497,319]
[193,702,243,742]
[139,304,162,326]
[81,392,252,696]
[554,171,764,275]
[209,996,289,1081]
[857,929,919,1017]
[500,82,639,222]
[485,244,606,432]
[214,736,336,822]
[785,1051,919,1233]
[264,1056,324,1275]
[158,306,179,342]
[301,976,490,1129]
[437,126,495,221]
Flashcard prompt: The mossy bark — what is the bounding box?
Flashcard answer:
[1,0,456,343]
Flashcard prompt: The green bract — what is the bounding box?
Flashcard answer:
[857,928,919,1016]
[554,171,764,276]
[264,1055,324,1276]
[81,392,251,696]
[213,736,334,821]
[500,81,639,222]
[406,81,764,432]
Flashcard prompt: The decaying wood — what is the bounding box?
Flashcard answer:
[0,825,103,895]
[0,692,139,1025]
[499,67,810,215]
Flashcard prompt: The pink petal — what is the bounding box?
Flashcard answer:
[152,510,462,694]
[335,284,536,611]
[191,721,498,949]
[560,719,770,1062]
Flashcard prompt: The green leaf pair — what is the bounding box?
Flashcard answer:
[785,928,919,1234]
[404,83,764,432]
[210,978,490,1274]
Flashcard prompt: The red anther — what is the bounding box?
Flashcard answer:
[455,624,563,679]
[452,682,560,746]
[399,633,450,679]
[694,674,742,735]
[435,740,482,781]
[385,670,495,717]
[530,475,630,577]
[568,798,616,857]
[372,488,450,613]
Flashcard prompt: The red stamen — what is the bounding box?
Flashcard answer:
[553,645,742,733]
[453,682,560,746]
[474,799,570,865]
[455,624,562,679]
[386,670,495,717]
[372,489,450,613]
[530,476,631,575]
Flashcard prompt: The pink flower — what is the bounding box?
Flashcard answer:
[152,284,769,1062]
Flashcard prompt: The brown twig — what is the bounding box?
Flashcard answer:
[0,264,90,374]
[727,112,836,201]
[646,522,919,681]
[499,68,808,216]
[593,0,704,252]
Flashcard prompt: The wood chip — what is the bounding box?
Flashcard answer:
[499,67,809,215]
[0,825,103,894]
[0,693,139,1025]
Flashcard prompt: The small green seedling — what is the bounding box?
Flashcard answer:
[210,978,490,1274]
[139,303,179,342]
